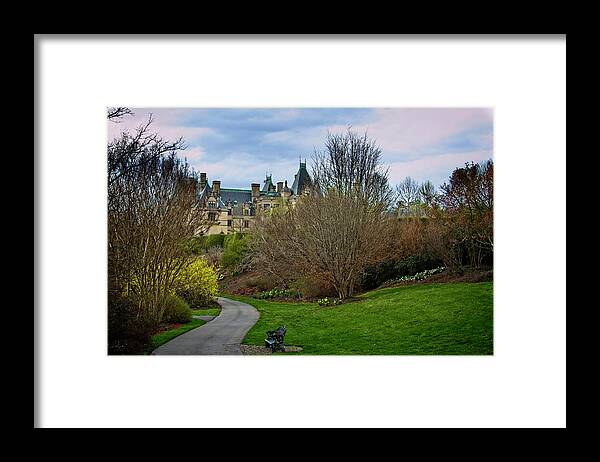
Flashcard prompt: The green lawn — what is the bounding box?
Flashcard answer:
[191,307,221,317]
[228,282,493,355]
[146,318,206,354]
[191,299,222,317]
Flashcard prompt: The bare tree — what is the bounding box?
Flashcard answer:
[419,180,437,206]
[253,129,394,299]
[205,246,224,268]
[109,152,211,324]
[395,176,423,217]
[311,129,395,207]
[108,108,211,335]
[108,114,186,208]
[230,216,249,234]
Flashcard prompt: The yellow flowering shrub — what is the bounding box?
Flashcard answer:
[174,257,218,308]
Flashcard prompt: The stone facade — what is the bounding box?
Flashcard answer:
[198,161,312,235]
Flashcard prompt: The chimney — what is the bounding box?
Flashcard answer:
[199,172,207,189]
[282,180,291,197]
[251,183,260,199]
[277,181,283,193]
[212,180,220,197]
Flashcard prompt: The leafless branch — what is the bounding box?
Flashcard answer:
[107,107,133,121]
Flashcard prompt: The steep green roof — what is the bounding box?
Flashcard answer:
[291,161,311,195]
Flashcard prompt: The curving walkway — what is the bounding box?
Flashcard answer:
[152,297,259,355]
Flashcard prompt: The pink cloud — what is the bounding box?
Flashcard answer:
[180,146,204,161]
[388,150,492,185]
[327,108,493,155]
[107,108,214,144]
[190,155,299,189]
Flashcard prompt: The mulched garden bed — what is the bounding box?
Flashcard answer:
[379,269,493,289]
[152,323,184,335]
[417,269,493,284]
[240,345,303,355]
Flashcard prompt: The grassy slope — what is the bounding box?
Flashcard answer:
[190,299,222,317]
[191,307,221,317]
[228,282,493,355]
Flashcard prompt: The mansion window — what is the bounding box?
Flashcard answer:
[227,220,232,227]
[208,212,217,221]
[244,220,249,228]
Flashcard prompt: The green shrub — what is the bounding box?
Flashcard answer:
[184,236,208,255]
[361,254,444,290]
[183,234,226,255]
[163,293,192,323]
[174,258,219,308]
[394,255,443,278]
[360,260,399,290]
[221,233,250,271]
[206,234,226,249]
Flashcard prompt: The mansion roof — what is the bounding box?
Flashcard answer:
[198,160,311,208]
[220,188,252,205]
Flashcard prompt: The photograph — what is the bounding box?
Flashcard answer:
[107,107,494,356]
[36,35,565,429]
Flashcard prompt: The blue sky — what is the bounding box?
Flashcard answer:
[108,108,493,190]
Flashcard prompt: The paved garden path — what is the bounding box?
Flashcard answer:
[152,297,260,355]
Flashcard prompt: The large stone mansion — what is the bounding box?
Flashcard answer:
[198,160,312,235]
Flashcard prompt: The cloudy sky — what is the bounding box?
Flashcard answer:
[107,108,493,190]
